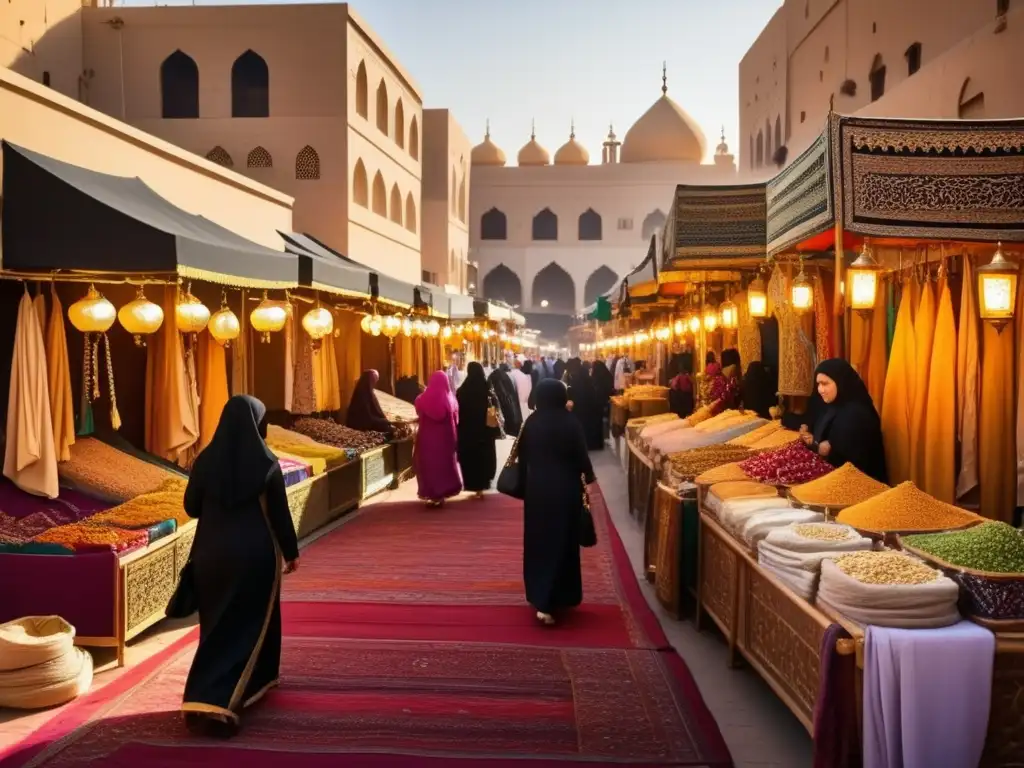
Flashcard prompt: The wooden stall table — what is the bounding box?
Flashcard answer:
[651,482,700,620]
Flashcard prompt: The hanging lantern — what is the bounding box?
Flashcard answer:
[359,313,373,334]
[209,302,240,346]
[175,288,211,334]
[117,287,164,345]
[703,308,719,332]
[442,324,453,340]
[846,243,883,313]
[400,315,414,337]
[250,292,289,343]
[977,242,1020,330]
[426,319,441,337]
[412,317,427,337]
[719,298,738,330]
[791,263,814,313]
[687,311,701,335]
[368,313,383,337]
[673,318,685,337]
[747,276,768,319]
[302,306,334,341]
[382,313,403,339]
[68,284,116,333]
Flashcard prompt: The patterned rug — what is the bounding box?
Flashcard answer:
[2,485,731,767]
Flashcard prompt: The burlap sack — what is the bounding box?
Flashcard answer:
[716,497,792,534]
[764,523,873,554]
[0,616,75,672]
[759,557,819,600]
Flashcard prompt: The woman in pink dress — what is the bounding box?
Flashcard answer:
[414,371,463,507]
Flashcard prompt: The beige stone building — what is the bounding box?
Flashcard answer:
[421,109,472,294]
[741,0,1024,175]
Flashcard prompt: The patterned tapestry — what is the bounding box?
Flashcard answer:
[669,183,767,268]
[766,131,834,256]
[830,115,1024,243]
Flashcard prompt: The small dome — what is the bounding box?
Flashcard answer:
[471,123,507,166]
[715,127,730,156]
[554,123,589,166]
[517,121,550,166]
[621,66,707,164]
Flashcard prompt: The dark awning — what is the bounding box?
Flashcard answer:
[1,141,298,288]
[280,232,375,298]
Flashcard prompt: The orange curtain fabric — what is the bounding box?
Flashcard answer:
[922,278,956,503]
[336,312,362,415]
[979,322,1016,522]
[198,329,230,452]
[880,283,915,485]
[909,282,936,486]
[45,288,75,463]
[957,255,981,500]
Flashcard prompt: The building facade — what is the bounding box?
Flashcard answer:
[740,0,1024,175]
[421,108,472,294]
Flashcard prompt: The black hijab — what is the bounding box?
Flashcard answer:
[193,395,276,506]
[346,370,391,433]
[534,378,569,411]
[721,348,741,371]
[812,358,886,481]
[553,359,566,381]
[741,361,776,419]
[705,351,717,366]
[459,361,489,397]
[592,360,614,400]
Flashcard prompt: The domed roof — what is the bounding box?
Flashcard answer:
[554,122,589,166]
[621,66,707,164]
[471,122,507,167]
[517,121,550,167]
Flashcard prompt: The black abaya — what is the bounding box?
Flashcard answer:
[519,380,595,614]
[566,360,603,451]
[182,395,300,726]
[811,359,888,483]
[488,368,522,436]
[456,362,499,492]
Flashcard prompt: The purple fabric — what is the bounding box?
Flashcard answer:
[0,478,109,520]
[0,550,118,637]
[414,372,462,501]
[813,623,860,768]
[278,457,312,488]
[864,621,995,768]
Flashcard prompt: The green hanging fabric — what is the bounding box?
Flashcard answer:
[591,296,612,322]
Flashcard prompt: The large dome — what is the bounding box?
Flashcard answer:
[471,123,507,167]
[554,123,589,166]
[621,69,707,164]
[517,123,550,167]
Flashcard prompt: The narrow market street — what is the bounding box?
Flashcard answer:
[0,439,810,767]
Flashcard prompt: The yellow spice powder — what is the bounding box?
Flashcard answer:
[835,481,983,533]
[728,422,783,447]
[710,480,779,501]
[748,430,801,450]
[695,462,751,485]
[790,463,889,507]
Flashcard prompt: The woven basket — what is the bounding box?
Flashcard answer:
[0,646,93,710]
[0,616,76,672]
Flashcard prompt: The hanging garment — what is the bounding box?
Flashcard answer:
[880,284,915,486]
[908,282,936,486]
[922,278,956,503]
[957,256,981,500]
[198,330,230,453]
[863,283,889,413]
[45,288,75,462]
[3,290,59,498]
[980,323,1016,523]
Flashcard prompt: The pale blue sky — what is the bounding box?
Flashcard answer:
[119,0,782,162]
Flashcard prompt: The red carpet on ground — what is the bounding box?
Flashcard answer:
[1,485,732,767]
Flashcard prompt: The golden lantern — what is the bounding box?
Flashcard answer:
[68,284,117,333]
[673,318,685,337]
[426,319,441,337]
[382,313,403,339]
[359,313,373,334]
[747,276,768,319]
[209,303,240,346]
[175,288,211,334]
[250,292,289,343]
[302,306,334,341]
[977,242,1020,330]
[442,324,453,340]
[412,317,427,337]
[117,287,164,345]
[719,298,738,330]
[791,263,814,313]
[687,312,701,335]
[401,315,414,337]
[368,313,383,336]
[846,243,883,313]
[703,308,719,332]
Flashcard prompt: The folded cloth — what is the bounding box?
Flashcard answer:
[760,559,818,600]
[741,509,824,547]
[0,616,75,672]
[863,621,994,768]
[813,624,861,768]
[0,646,93,709]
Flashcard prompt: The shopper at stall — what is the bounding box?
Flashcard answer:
[668,351,696,418]
[456,362,499,498]
[565,358,603,451]
[741,361,777,419]
[180,395,300,737]
[414,371,463,507]
[345,370,394,437]
[518,379,596,626]
[800,358,887,482]
[488,364,522,437]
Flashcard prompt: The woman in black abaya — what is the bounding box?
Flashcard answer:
[799,358,887,482]
[488,365,522,437]
[565,358,603,451]
[346,369,394,437]
[456,362,499,497]
[518,379,595,625]
[181,395,300,736]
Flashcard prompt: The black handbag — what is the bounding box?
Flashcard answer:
[579,477,597,548]
[166,560,199,618]
[496,429,523,499]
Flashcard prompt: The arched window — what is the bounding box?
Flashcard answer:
[764,118,772,160]
[578,208,602,241]
[353,159,368,207]
[531,263,575,312]
[395,99,405,149]
[774,116,782,153]
[584,266,618,307]
[389,184,403,225]
[958,78,986,119]
[231,50,269,118]
[457,175,467,223]
[532,208,558,241]
[480,208,507,240]
[160,50,198,119]
[756,131,764,167]
[749,136,754,170]
[642,210,666,242]
[869,54,886,102]
[409,117,419,160]
[375,79,389,135]
[450,168,458,216]
[482,264,522,307]
[355,61,368,118]
[371,171,387,216]
[405,192,417,233]
[247,146,272,168]
[206,146,233,167]
[295,145,320,180]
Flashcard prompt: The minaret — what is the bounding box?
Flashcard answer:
[602,123,621,164]
[714,125,736,171]
[662,61,668,96]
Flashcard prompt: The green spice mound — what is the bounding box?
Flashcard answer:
[903,522,1024,574]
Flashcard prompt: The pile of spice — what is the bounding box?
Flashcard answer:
[695,462,751,485]
[831,550,940,585]
[710,480,779,502]
[684,405,714,426]
[902,522,1024,574]
[738,443,833,486]
[747,429,801,451]
[667,445,756,481]
[33,522,149,553]
[58,438,185,503]
[835,481,982,534]
[86,489,190,529]
[727,421,784,447]
[790,463,888,508]
[293,418,389,453]
[266,425,351,465]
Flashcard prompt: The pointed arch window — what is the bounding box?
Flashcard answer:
[355,61,368,118]
[206,146,233,167]
[389,184,403,225]
[481,208,507,241]
[395,99,405,149]
[457,175,467,223]
[641,209,666,242]
[353,159,368,207]
[231,50,269,118]
[295,145,320,180]
[160,50,198,119]
[375,79,389,135]
[247,146,272,168]
[869,54,886,102]
[578,208,602,241]
[532,208,558,241]
[371,172,387,216]
[409,117,419,160]
[405,192,417,233]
